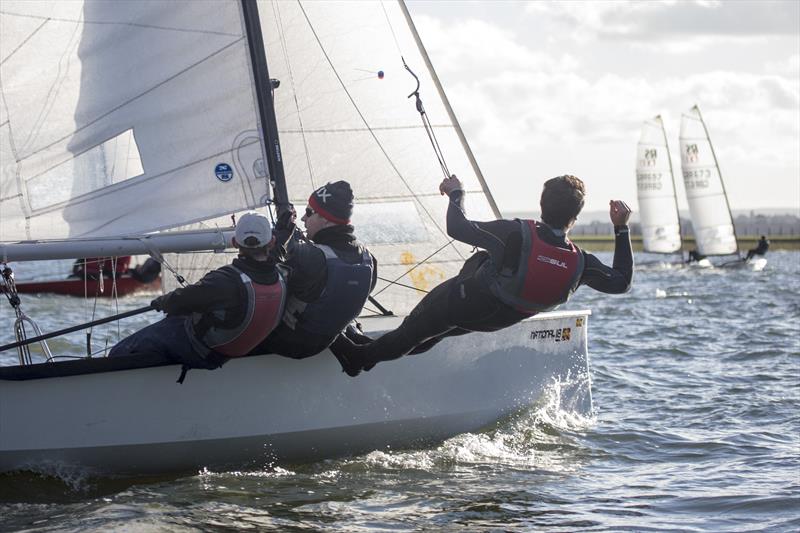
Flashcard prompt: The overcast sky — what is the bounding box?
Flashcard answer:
[406,0,800,217]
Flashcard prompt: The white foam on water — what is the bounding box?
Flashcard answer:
[198,465,296,479]
[343,374,597,475]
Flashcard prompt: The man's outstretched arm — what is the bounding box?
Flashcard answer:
[440,175,510,262]
[580,200,633,294]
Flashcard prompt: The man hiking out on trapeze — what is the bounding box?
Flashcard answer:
[331,174,633,376]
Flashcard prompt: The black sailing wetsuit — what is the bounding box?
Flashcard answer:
[745,237,769,261]
[251,225,378,358]
[109,256,282,369]
[332,189,633,368]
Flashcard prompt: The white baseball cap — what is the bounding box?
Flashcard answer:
[235,212,273,248]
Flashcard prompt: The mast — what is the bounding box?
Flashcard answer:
[397,0,502,219]
[657,115,684,252]
[693,105,740,256]
[241,0,290,213]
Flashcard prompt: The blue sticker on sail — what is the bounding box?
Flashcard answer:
[215,163,233,182]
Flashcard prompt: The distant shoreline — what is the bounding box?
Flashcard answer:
[571,235,800,252]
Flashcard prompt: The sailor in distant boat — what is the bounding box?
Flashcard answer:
[69,255,160,284]
[250,181,377,359]
[745,235,769,261]
[331,175,633,376]
[686,249,707,263]
[130,257,162,283]
[109,213,288,378]
[70,256,132,280]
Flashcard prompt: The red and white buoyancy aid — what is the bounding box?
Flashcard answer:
[200,266,287,357]
[485,220,584,313]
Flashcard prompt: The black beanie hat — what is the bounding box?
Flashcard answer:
[308,181,354,224]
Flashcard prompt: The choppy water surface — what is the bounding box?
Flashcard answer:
[1,252,798,531]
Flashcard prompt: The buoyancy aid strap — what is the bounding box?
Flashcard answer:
[317,244,339,260]
[317,244,373,266]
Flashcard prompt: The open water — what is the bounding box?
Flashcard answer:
[1,251,798,532]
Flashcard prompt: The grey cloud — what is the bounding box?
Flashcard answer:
[758,78,799,108]
[554,1,799,40]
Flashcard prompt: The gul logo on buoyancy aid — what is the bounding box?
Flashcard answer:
[198,265,287,357]
[488,220,584,313]
[282,245,372,339]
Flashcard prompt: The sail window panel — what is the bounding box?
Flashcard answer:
[352,202,427,245]
[0,1,272,241]
[1,1,245,162]
[25,129,144,211]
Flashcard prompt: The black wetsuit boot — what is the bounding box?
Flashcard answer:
[331,279,457,375]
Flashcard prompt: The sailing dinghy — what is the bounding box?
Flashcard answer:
[635,116,684,266]
[679,106,766,271]
[0,0,593,476]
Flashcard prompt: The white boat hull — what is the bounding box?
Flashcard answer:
[0,311,592,476]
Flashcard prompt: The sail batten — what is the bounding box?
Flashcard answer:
[679,106,738,256]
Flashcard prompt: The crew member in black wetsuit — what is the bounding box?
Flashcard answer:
[331,174,633,376]
[686,249,706,263]
[250,181,377,359]
[109,213,288,376]
[745,235,769,261]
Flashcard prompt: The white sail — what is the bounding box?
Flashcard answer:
[0,0,270,243]
[260,0,499,315]
[169,0,502,315]
[635,116,682,254]
[0,0,596,476]
[678,106,738,256]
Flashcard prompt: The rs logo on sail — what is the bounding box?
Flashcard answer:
[537,255,567,269]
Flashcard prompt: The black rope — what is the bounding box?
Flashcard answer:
[0,305,155,353]
[368,296,394,316]
[373,239,456,298]
[376,276,428,294]
[403,57,452,181]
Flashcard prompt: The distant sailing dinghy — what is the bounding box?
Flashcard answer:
[678,106,766,271]
[635,116,683,266]
[0,0,593,476]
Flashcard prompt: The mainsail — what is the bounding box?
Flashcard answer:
[678,106,738,256]
[0,1,271,243]
[635,116,682,254]
[171,0,501,316]
[2,0,501,317]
